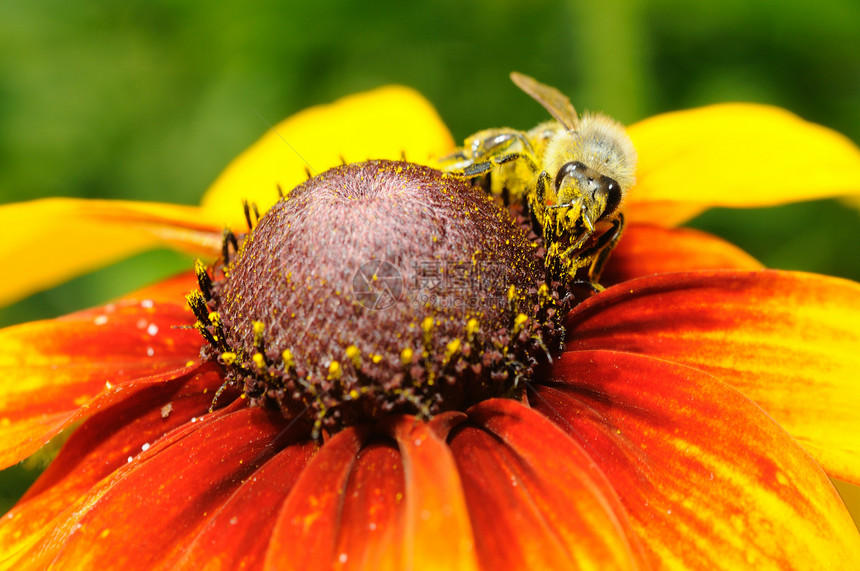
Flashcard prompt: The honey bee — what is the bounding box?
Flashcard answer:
[438,72,637,287]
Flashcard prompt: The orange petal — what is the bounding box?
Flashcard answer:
[534,350,860,569]
[451,399,646,570]
[566,270,860,485]
[392,414,478,571]
[2,406,294,570]
[0,198,224,306]
[625,103,860,226]
[200,86,455,223]
[0,364,223,561]
[267,415,478,571]
[334,441,407,570]
[0,289,203,469]
[602,223,763,286]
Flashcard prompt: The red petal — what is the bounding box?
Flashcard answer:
[0,363,223,557]
[601,224,762,286]
[0,294,203,469]
[124,271,200,304]
[9,407,298,569]
[566,270,860,484]
[265,426,367,571]
[451,399,646,570]
[533,350,860,569]
[173,440,317,570]
[334,440,407,570]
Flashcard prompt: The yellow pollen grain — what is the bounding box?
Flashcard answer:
[422,317,434,333]
[282,349,294,369]
[221,352,237,366]
[466,318,480,338]
[372,354,382,364]
[252,321,265,345]
[445,338,461,361]
[252,352,266,370]
[513,313,529,333]
[349,389,359,399]
[345,345,362,368]
[208,311,220,326]
[537,283,551,305]
[328,361,343,380]
[401,347,414,365]
[507,285,518,302]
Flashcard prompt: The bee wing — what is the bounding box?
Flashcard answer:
[510,72,579,131]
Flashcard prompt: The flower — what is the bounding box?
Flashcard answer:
[2,85,860,570]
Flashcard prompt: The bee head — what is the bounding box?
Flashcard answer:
[554,161,623,231]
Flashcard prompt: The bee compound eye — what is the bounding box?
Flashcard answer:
[600,176,623,219]
[555,161,588,189]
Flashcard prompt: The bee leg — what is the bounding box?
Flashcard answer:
[436,149,471,170]
[491,151,540,173]
[471,131,535,158]
[584,213,625,285]
[461,161,495,177]
[535,171,551,205]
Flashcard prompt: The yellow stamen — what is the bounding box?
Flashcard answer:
[282,349,295,369]
[345,345,362,368]
[513,313,529,334]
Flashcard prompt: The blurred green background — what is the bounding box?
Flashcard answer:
[1,0,859,524]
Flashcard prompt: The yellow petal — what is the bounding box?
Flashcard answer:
[625,103,860,225]
[0,199,225,307]
[199,86,455,222]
